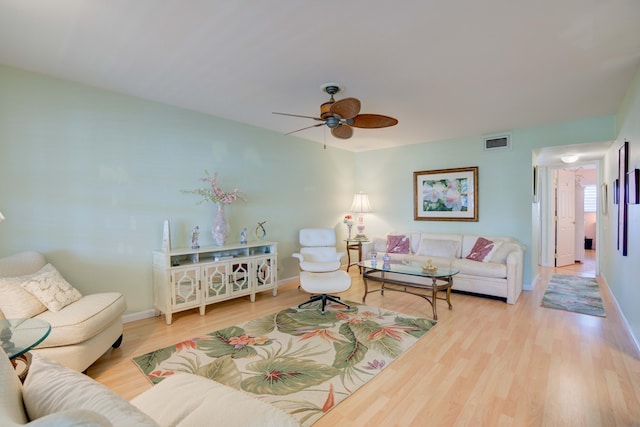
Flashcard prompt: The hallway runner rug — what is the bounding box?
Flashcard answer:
[541,274,605,317]
[133,301,436,426]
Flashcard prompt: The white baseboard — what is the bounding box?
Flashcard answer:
[601,275,640,357]
[122,309,157,324]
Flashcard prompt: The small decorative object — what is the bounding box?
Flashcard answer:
[255,221,267,240]
[240,228,247,244]
[422,259,438,274]
[191,253,199,264]
[382,252,390,269]
[191,226,200,249]
[162,220,171,252]
[371,252,377,266]
[182,170,246,247]
[212,204,229,246]
[343,214,354,239]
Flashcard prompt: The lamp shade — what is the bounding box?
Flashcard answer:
[350,193,372,213]
[0,212,4,222]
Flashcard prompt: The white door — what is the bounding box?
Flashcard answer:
[556,169,576,267]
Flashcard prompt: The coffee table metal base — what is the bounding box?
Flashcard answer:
[362,270,453,320]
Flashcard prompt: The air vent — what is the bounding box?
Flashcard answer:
[483,135,510,151]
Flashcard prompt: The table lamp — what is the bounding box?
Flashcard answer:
[350,192,372,239]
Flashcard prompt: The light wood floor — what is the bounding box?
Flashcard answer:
[89,251,640,426]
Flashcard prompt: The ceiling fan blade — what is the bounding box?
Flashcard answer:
[329,97,361,119]
[349,114,398,128]
[331,124,354,139]
[273,112,323,121]
[285,122,324,135]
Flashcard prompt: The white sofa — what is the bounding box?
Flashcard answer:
[362,232,525,304]
[0,348,300,426]
[0,251,126,371]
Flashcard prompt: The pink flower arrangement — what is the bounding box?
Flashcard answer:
[183,170,246,205]
[343,214,353,225]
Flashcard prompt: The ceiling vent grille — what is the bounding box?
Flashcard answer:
[483,135,510,151]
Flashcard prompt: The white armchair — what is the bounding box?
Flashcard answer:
[292,228,351,314]
[0,251,126,372]
[292,228,344,272]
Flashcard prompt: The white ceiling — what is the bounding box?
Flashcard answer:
[1,0,639,157]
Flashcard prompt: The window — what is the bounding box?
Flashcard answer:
[584,185,597,213]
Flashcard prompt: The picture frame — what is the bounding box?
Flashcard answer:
[532,166,539,203]
[628,168,639,205]
[601,183,608,215]
[617,140,628,256]
[413,166,478,222]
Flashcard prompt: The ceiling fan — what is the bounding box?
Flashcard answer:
[273,83,398,139]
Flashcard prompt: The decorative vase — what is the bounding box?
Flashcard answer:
[212,204,230,246]
[347,223,353,239]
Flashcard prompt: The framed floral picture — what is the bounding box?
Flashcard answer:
[413,166,478,221]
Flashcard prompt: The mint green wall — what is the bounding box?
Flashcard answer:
[0,66,356,313]
[355,116,615,287]
[603,67,640,346]
[0,64,629,332]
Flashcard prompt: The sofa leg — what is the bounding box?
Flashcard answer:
[112,334,123,349]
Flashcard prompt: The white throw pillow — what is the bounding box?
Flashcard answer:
[22,354,159,426]
[416,238,460,258]
[0,266,54,318]
[21,265,82,312]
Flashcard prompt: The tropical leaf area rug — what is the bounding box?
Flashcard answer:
[541,274,605,317]
[133,301,436,426]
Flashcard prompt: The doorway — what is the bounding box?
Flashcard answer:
[541,164,598,276]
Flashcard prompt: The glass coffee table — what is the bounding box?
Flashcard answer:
[1,318,51,382]
[359,260,459,320]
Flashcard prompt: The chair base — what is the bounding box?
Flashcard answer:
[298,294,350,315]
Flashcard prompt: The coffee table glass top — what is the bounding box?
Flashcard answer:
[359,260,459,278]
[0,318,51,359]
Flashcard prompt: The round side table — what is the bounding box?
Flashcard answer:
[1,318,51,383]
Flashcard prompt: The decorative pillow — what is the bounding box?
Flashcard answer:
[0,266,54,318]
[22,354,159,426]
[416,238,460,258]
[466,237,503,262]
[386,234,411,254]
[21,265,82,312]
[490,242,517,264]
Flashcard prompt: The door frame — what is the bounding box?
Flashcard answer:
[538,161,602,274]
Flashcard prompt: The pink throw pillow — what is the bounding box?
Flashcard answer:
[466,237,501,262]
[387,235,410,254]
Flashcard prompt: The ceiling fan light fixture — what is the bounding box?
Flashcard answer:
[273,82,398,140]
[561,155,579,164]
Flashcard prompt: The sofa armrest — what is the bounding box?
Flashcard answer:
[131,373,301,427]
[505,246,525,304]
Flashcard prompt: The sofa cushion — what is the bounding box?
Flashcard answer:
[34,293,126,348]
[131,373,301,427]
[0,275,47,319]
[490,242,520,264]
[386,234,411,254]
[22,353,158,426]
[27,409,113,426]
[453,258,507,279]
[0,349,28,424]
[0,251,47,278]
[416,238,460,258]
[0,264,61,319]
[466,237,502,262]
[21,265,82,312]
